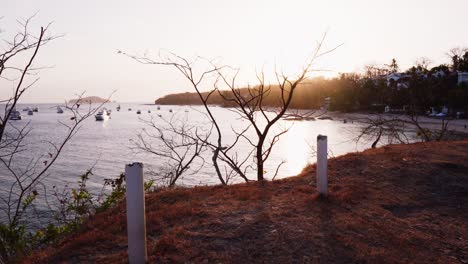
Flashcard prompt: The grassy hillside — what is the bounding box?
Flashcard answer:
[26,141,468,263]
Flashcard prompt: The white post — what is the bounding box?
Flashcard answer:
[317,135,328,196]
[125,162,147,264]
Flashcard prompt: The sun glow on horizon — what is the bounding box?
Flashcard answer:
[2,0,468,103]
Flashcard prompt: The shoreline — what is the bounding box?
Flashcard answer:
[327,111,468,133]
[151,102,468,133]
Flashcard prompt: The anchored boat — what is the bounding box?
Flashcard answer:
[9,108,22,120]
[95,109,111,121]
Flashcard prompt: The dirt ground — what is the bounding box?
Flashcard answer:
[25,140,468,263]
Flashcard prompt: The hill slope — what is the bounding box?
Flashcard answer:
[26,141,468,263]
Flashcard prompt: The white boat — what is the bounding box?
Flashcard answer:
[136,110,141,114]
[57,106,64,114]
[95,109,110,121]
[9,108,21,120]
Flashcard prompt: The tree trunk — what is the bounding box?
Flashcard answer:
[212,149,226,185]
[371,129,382,148]
[256,144,264,181]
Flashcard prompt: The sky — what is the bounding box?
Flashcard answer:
[2,0,468,103]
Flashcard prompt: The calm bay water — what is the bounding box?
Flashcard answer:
[1,103,376,195]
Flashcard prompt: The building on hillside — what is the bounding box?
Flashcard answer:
[322,97,331,110]
[433,70,446,78]
[458,71,468,84]
[386,73,410,89]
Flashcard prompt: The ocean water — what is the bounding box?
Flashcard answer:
[0,103,374,203]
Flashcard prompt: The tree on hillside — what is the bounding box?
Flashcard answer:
[121,51,251,185]
[131,115,211,186]
[459,51,468,72]
[0,16,106,261]
[414,57,432,73]
[123,36,337,182]
[385,58,399,73]
[447,47,468,71]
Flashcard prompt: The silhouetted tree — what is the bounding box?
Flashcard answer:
[123,36,337,181]
[0,16,109,262]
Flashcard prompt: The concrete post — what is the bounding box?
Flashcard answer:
[125,162,147,263]
[317,135,328,196]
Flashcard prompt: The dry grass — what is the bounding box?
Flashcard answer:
[24,141,468,263]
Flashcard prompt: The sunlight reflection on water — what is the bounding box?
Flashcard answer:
[0,103,382,194]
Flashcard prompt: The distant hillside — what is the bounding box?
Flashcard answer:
[155,92,206,105]
[68,96,110,104]
[155,81,325,109]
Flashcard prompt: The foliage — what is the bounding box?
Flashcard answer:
[0,169,154,263]
[155,56,468,114]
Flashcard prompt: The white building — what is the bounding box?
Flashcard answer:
[458,72,468,84]
[386,73,410,89]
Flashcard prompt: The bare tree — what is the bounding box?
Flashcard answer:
[354,115,410,148]
[355,112,452,149]
[0,16,108,262]
[364,64,388,79]
[0,15,57,139]
[446,47,468,71]
[213,36,336,181]
[122,35,337,182]
[120,51,252,184]
[415,57,432,72]
[131,115,210,186]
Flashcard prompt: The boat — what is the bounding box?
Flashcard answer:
[116,105,121,111]
[9,108,21,120]
[95,109,110,121]
[169,109,173,113]
[32,107,38,112]
[128,108,132,111]
[27,109,33,116]
[57,106,64,114]
[136,110,141,114]
[148,110,151,113]
[157,106,160,110]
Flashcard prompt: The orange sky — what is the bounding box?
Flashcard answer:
[3,0,468,103]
